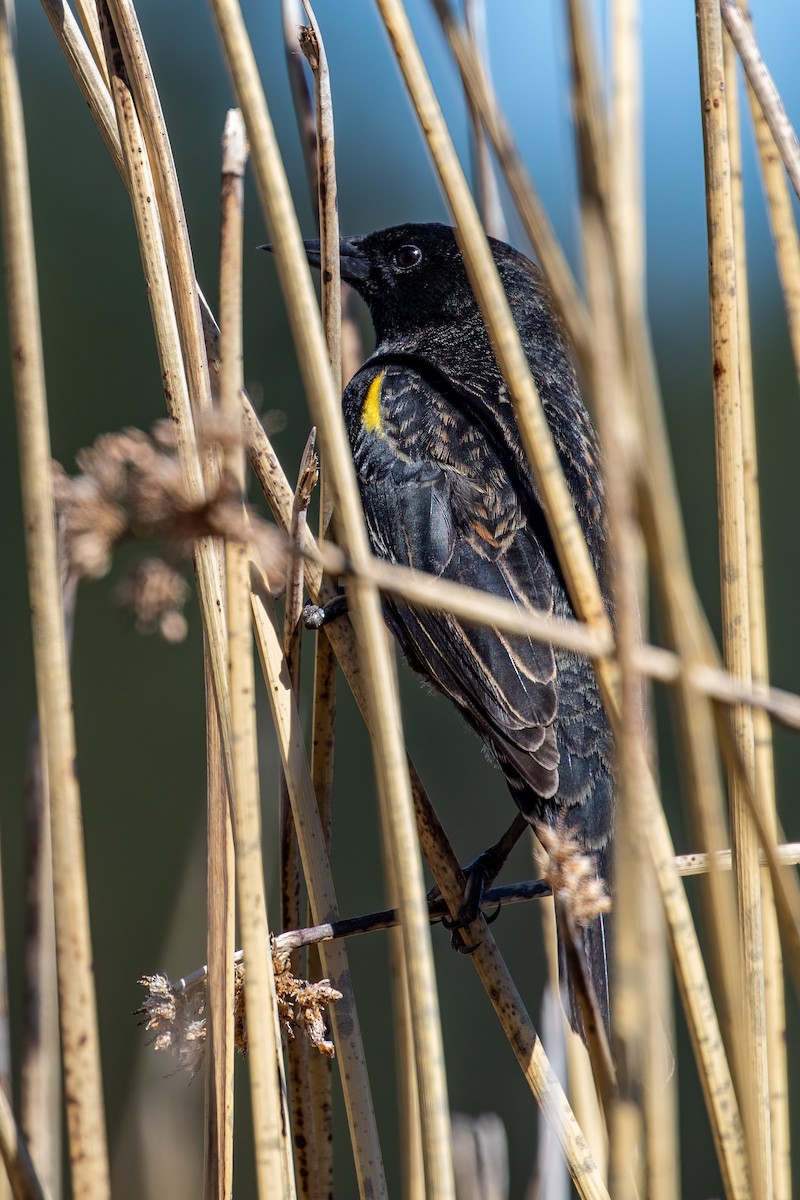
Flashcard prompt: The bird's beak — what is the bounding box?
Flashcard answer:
[260,237,370,284]
[304,236,371,283]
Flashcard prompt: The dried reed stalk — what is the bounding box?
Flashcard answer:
[203,658,235,1200]
[202,112,245,1200]
[721,0,800,202]
[218,105,296,1196]
[0,3,110,1194]
[696,3,770,1196]
[296,9,341,1184]
[281,434,318,1195]
[566,0,647,1187]
[724,32,790,1199]
[609,0,678,1192]
[21,732,60,1200]
[208,4,456,1194]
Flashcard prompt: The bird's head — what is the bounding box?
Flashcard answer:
[303,222,486,346]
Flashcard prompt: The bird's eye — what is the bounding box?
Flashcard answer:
[394,244,422,270]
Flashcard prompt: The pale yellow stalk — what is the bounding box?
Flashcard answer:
[0,4,109,1194]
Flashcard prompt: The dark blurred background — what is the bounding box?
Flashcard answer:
[2,1,800,1196]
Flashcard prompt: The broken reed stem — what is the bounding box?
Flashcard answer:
[0,4,110,1196]
[696,4,769,1197]
[208,4,456,1195]
[724,33,790,1200]
[721,0,800,203]
[217,107,296,1198]
[429,0,592,371]
[372,1,748,1190]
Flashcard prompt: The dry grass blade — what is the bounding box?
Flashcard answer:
[724,31,790,1199]
[0,835,10,1200]
[721,0,800,202]
[207,3,456,1194]
[696,2,769,1194]
[0,4,110,1195]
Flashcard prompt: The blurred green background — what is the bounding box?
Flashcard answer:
[2,1,800,1196]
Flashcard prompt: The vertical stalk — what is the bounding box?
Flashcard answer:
[724,31,790,1199]
[0,3,111,1194]
[203,661,235,1200]
[696,2,768,1195]
[21,732,61,1200]
[218,107,297,1198]
[609,0,679,1193]
[296,9,344,1191]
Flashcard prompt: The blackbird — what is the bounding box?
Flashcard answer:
[302,223,614,1040]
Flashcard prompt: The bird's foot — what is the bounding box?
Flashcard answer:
[430,843,508,954]
[303,591,348,630]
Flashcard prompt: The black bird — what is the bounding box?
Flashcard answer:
[303,223,614,1041]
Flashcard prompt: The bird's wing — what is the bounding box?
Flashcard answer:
[361,449,561,801]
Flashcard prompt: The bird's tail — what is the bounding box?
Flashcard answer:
[556,842,613,1046]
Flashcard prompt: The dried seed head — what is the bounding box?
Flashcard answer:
[537,822,611,928]
[116,557,190,642]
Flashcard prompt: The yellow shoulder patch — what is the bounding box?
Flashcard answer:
[362,369,385,434]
